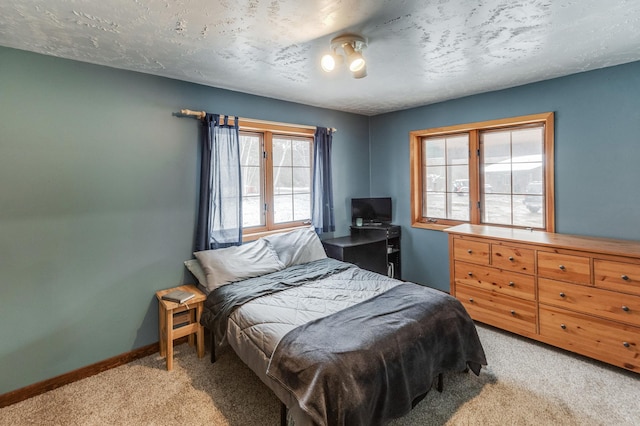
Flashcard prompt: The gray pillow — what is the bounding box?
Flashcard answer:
[184,259,207,288]
[194,239,284,292]
[263,226,327,267]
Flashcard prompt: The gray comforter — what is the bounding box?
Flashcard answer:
[201,258,486,426]
[201,258,353,345]
[266,282,486,426]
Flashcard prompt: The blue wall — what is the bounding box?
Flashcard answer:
[369,61,640,291]
[2,43,639,395]
[0,46,370,394]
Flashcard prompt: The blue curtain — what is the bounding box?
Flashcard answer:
[195,114,242,251]
[312,127,335,233]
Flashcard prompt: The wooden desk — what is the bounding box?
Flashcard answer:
[322,234,388,276]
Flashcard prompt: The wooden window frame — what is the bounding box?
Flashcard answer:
[238,119,315,242]
[410,112,555,232]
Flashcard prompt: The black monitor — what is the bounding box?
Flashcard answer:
[351,197,392,225]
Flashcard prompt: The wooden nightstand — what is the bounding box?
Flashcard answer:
[155,284,207,371]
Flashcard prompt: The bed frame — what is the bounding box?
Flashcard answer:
[200,256,484,426]
[211,327,447,425]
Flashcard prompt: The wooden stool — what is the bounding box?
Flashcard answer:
[155,284,206,371]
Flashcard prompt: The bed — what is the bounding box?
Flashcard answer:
[186,227,487,426]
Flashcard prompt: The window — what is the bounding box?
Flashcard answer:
[239,121,314,240]
[410,112,554,232]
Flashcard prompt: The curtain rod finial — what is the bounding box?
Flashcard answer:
[181,109,206,119]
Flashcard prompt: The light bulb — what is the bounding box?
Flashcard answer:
[321,54,335,72]
[342,42,365,72]
[349,56,365,72]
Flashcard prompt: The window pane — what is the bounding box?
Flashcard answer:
[448,164,470,220]
[515,194,544,228]
[445,133,469,223]
[447,135,469,165]
[292,139,310,166]
[272,136,312,226]
[449,193,470,221]
[512,127,543,160]
[481,124,545,229]
[242,165,261,196]
[292,167,310,193]
[425,192,446,218]
[273,138,292,167]
[242,196,263,227]
[484,167,511,195]
[424,138,445,166]
[240,134,261,166]
[240,132,263,228]
[274,194,293,223]
[483,131,511,164]
[294,193,310,221]
[422,134,470,221]
[483,194,513,226]
[274,167,293,194]
[448,165,469,194]
[425,166,446,192]
[512,163,543,194]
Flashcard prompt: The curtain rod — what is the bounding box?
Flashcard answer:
[179,109,337,132]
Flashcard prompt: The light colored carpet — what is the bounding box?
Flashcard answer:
[2,324,638,425]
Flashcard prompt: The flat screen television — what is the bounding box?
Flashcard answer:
[351,197,392,225]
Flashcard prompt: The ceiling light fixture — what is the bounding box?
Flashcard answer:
[321,34,367,79]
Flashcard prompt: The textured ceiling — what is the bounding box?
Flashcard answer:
[2,0,640,115]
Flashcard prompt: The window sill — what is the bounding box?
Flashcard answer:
[411,221,458,232]
[242,225,310,242]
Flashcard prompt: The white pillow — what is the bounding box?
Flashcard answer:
[194,239,284,292]
[263,227,327,267]
[184,259,207,287]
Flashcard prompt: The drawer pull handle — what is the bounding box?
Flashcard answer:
[467,249,472,254]
[622,306,630,312]
[468,272,473,277]
[559,292,565,298]
[621,274,629,281]
[508,281,515,287]
[560,324,567,330]
[510,310,516,316]
[469,298,474,303]
[559,265,566,270]
[623,342,630,348]
[508,256,514,261]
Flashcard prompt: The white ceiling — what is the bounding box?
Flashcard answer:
[2,0,640,116]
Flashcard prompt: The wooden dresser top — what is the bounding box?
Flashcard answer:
[445,224,640,259]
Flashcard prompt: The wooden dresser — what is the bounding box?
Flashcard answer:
[446,224,640,373]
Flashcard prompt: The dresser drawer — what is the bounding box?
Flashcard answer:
[539,305,640,373]
[539,278,640,327]
[455,283,536,335]
[537,251,591,283]
[491,244,535,275]
[453,238,490,265]
[454,261,535,301]
[594,259,640,296]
